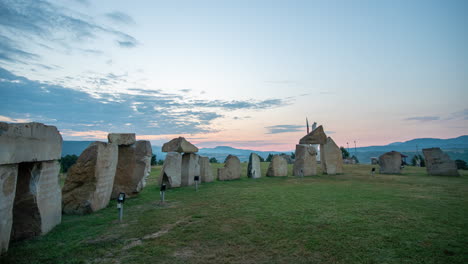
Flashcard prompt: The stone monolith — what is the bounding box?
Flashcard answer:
[247,153,262,178]
[321,137,343,175]
[158,152,182,188]
[423,148,459,176]
[299,125,327,145]
[199,157,214,183]
[181,153,200,186]
[218,155,241,181]
[107,133,136,146]
[266,155,288,177]
[378,151,402,174]
[162,137,198,153]
[293,144,317,176]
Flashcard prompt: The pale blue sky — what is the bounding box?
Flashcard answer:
[0,0,467,150]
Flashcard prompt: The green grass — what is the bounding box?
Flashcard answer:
[1,163,468,264]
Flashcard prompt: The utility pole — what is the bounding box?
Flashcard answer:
[347,142,349,154]
[306,118,309,134]
[354,140,357,157]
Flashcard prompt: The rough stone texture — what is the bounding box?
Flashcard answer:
[247,153,262,178]
[280,154,294,164]
[423,148,459,176]
[107,133,136,146]
[62,142,118,214]
[162,137,198,153]
[218,155,241,181]
[321,137,344,175]
[378,151,402,174]
[0,164,17,254]
[293,144,317,176]
[181,153,200,186]
[0,122,62,165]
[299,125,327,145]
[111,141,152,199]
[267,155,288,177]
[199,157,214,183]
[158,152,182,188]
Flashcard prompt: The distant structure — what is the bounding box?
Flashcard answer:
[306,118,310,134]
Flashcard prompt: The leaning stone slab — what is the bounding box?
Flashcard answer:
[293,144,317,176]
[218,155,241,181]
[247,153,262,178]
[162,137,198,153]
[423,148,459,176]
[299,125,327,145]
[267,155,288,177]
[321,137,343,175]
[107,133,136,146]
[111,141,152,199]
[0,122,62,165]
[0,164,18,254]
[158,152,182,188]
[62,142,118,214]
[378,151,402,174]
[199,156,214,183]
[181,153,200,186]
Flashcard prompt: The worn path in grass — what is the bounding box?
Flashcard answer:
[1,164,467,264]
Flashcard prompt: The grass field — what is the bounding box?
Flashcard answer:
[1,163,467,264]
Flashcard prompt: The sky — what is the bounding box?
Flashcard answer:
[0,0,467,151]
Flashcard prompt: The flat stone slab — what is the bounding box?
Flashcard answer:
[62,142,118,214]
[322,137,343,175]
[293,144,317,176]
[379,151,402,174]
[0,122,62,165]
[423,148,459,176]
[267,155,288,177]
[247,153,262,178]
[218,155,241,181]
[107,133,136,146]
[199,156,214,183]
[111,141,152,199]
[299,125,327,145]
[158,152,182,188]
[162,137,198,153]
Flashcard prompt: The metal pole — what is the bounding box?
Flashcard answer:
[195,181,198,192]
[160,191,165,203]
[119,205,123,221]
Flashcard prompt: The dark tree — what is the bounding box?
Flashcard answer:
[291,152,295,159]
[209,157,218,163]
[351,155,359,164]
[157,159,164,166]
[411,154,425,167]
[266,154,273,162]
[340,147,350,159]
[60,154,78,173]
[455,159,468,170]
[258,155,265,162]
[151,154,157,165]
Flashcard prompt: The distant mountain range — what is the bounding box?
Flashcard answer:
[62,135,468,163]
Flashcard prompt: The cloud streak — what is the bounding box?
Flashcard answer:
[265,125,303,134]
[404,116,440,122]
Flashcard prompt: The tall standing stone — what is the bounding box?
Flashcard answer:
[247,153,262,178]
[299,125,327,145]
[423,148,459,176]
[321,137,343,175]
[199,156,214,183]
[218,155,241,181]
[293,144,317,176]
[111,140,152,199]
[0,122,62,254]
[158,152,182,188]
[266,155,288,177]
[62,142,118,214]
[378,151,402,174]
[181,153,200,186]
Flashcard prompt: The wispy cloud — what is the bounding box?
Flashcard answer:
[265,124,303,134]
[106,11,135,25]
[404,116,440,122]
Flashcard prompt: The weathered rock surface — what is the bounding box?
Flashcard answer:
[321,137,344,175]
[293,144,317,176]
[423,148,459,176]
[107,133,136,146]
[0,122,62,165]
[199,157,214,183]
[112,141,152,199]
[299,125,327,145]
[247,153,262,178]
[280,154,294,164]
[181,153,200,186]
[378,151,402,174]
[162,137,198,153]
[62,142,118,214]
[218,155,241,181]
[158,152,182,188]
[0,164,17,254]
[267,155,288,177]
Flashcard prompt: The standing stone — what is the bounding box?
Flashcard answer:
[267,155,288,177]
[111,140,152,199]
[181,153,200,186]
[62,142,118,214]
[322,137,344,175]
[0,122,62,254]
[423,148,459,176]
[247,153,262,178]
[299,125,327,145]
[378,151,402,174]
[218,155,241,181]
[162,137,198,153]
[371,157,379,165]
[158,152,182,188]
[199,157,214,183]
[293,144,317,176]
[107,133,136,146]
